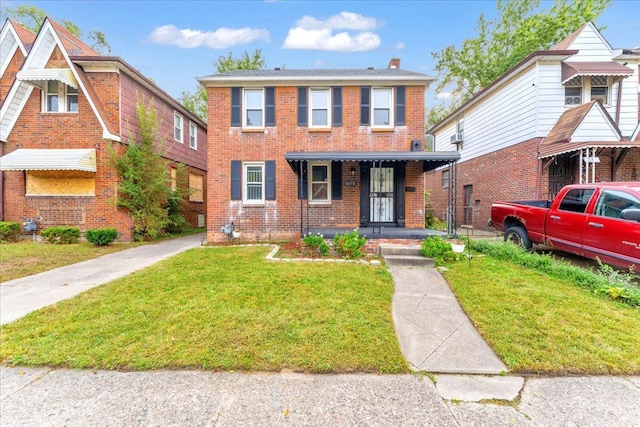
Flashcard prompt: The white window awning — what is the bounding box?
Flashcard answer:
[16,68,79,89]
[0,149,96,172]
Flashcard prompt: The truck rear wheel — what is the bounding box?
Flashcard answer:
[504,226,532,250]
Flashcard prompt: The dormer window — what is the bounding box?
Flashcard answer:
[590,76,608,104]
[43,80,78,113]
[564,76,582,105]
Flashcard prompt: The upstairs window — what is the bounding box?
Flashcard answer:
[590,76,609,104]
[309,88,330,128]
[43,80,78,113]
[174,112,183,142]
[244,89,264,128]
[189,122,197,149]
[564,76,582,105]
[372,88,393,127]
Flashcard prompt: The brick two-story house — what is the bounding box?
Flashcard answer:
[425,22,640,231]
[0,18,207,240]
[199,59,459,243]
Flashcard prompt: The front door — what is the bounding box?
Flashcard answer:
[369,167,394,223]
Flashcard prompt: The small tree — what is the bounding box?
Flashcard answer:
[110,97,189,240]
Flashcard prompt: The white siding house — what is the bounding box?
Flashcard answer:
[425,22,640,231]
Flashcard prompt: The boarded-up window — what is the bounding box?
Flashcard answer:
[171,168,177,191]
[189,173,203,202]
[26,170,95,195]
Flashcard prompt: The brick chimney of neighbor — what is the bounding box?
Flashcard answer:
[388,58,401,69]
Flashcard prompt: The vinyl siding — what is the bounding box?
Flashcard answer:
[563,25,613,62]
[572,107,620,141]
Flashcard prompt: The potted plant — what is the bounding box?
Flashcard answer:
[448,238,466,254]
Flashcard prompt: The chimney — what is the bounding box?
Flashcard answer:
[388,58,401,69]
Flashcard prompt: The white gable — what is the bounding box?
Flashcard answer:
[0,20,26,78]
[571,103,621,142]
[563,22,613,62]
[0,19,119,142]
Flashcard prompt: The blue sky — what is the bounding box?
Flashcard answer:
[5,0,640,102]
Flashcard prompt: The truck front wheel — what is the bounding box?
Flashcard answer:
[504,226,532,250]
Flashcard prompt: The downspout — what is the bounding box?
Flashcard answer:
[613,80,623,181]
[299,160,303,237]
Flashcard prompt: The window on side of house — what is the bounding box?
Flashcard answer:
[564,76,582,105]
[243,162,265,204]
[442,169,450,188]
[189,122,197,149]
[174,112,183,143]
[43,80,78,113]
[309,162,331,204]
[372,88,393,128]
[309,88,330,128]
[189,173,204,202]
[170,168,177,191]
[244,89,264,128]
[590,75,609,104]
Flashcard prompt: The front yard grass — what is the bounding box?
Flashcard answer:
[0,241,142,282]
[0,246,406,373]
[443,255,640,375]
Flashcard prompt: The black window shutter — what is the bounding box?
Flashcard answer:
[331,162,342,200]
[332,87,342,127]
[297,162,308,199]
[231,160,242,200]
[297,87,308,126]
[231,87,241,127]
[265,87,275,126]
[265,160,276,200]
[396,86,406,126]
[360,86,370,125]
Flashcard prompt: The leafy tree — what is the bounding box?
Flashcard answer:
[427,0,610,128]
[2,4,111,53]
[110,98,189,240]
[180,48,267,121]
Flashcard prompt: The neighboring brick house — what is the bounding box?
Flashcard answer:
[199,59,459,243]
[0,18,207,241]
[425,22,640,231]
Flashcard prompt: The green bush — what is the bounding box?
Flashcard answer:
[421,236,461,264]
[0,221,22,242]
[302,233,330,256]
[469,240,640,307]
[41,226,80,244]
[333,229,366,259]
[85,228,118,246]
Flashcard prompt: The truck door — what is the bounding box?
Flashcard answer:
[544,188,595,256]
[584,189,640,270]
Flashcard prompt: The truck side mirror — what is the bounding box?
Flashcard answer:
[620,208,640,222]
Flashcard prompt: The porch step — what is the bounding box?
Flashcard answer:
[378,244,434,267]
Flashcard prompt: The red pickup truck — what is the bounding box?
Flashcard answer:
[490,182,640,270]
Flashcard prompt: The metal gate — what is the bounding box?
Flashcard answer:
[549,155,574,197]
[370,167,394,223]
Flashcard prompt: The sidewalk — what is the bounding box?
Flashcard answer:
[0,233,204,325]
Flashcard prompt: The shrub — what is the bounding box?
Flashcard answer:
[86,228,119,246]
[41,226,80,244]
[0,221,22,242]
[333,229,366,259]
[302,233,330,256]
[421,236,461,264]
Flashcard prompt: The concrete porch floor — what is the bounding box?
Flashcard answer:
[307,226,447,240]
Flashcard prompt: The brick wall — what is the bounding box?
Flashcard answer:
[0,48,25,101]
[206,85,427,243]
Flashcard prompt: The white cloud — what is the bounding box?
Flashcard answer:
[283,11,381,52]
[149,24,269,49]
[436,92,453,100]
[314,60,325,67]
[395,41,406,51]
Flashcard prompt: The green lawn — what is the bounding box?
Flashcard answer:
[443,255,640,375]
[0,246,406,373]
[0,241,142,282]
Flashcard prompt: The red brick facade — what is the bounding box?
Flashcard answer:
[205,82,429,243]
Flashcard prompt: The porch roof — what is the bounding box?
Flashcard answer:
[285,151,460,173]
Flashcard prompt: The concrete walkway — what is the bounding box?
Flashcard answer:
[0,233,204,325]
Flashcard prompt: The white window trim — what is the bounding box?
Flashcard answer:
[308,161,331,204]
[174,112,183,143]
[371,87,394,129]
[42,80,78,113]
[564,76,582,106]
[243,162,265,205]
[589,75,610,105]
[243,88,265,129]
[189,121,197,149]
[309,88,331,129]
